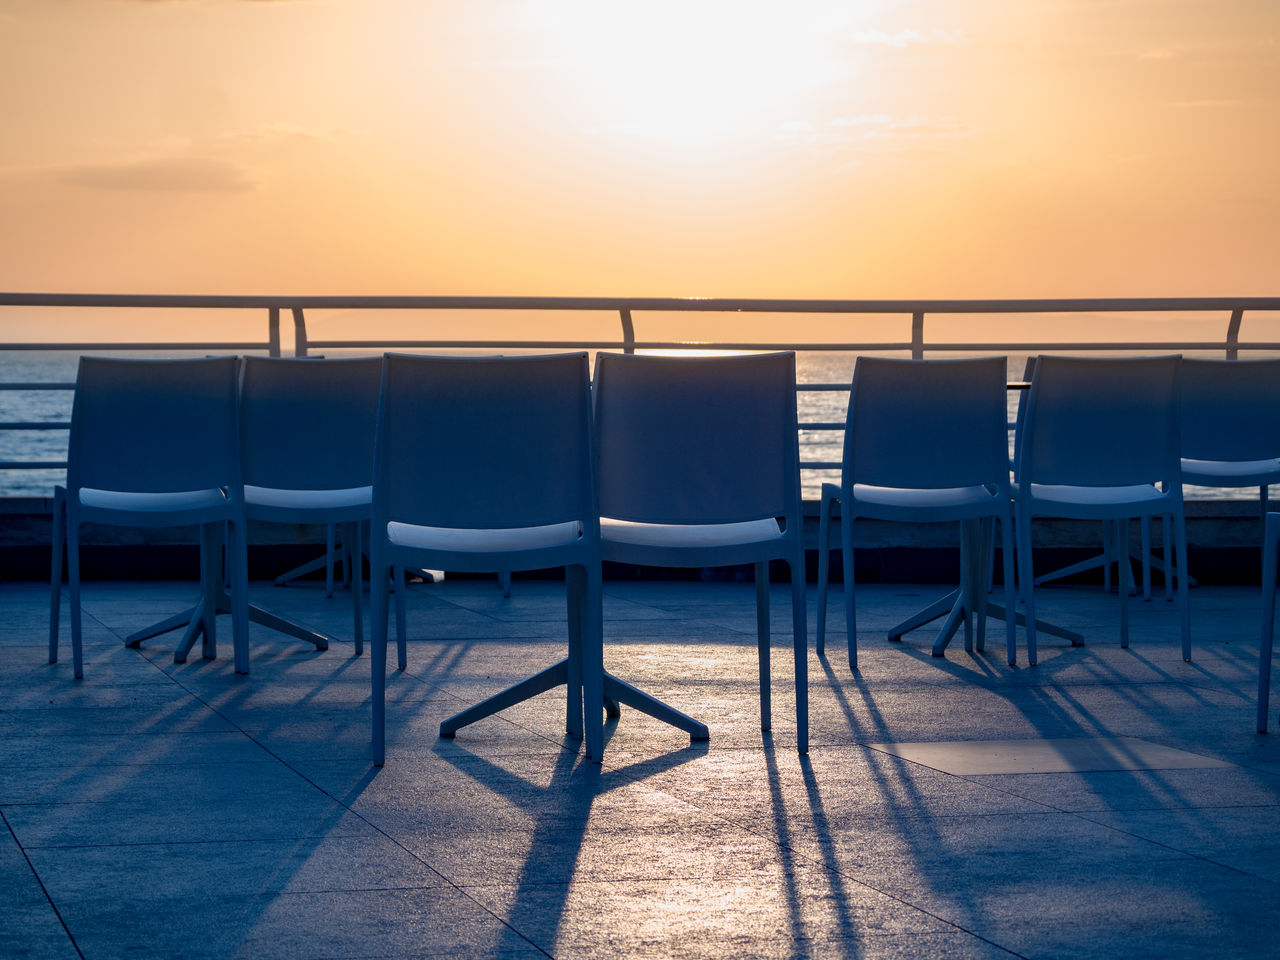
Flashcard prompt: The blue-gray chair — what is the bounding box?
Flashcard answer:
[50,356,249,677]
[368,353,602,766]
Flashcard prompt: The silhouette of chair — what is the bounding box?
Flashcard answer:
[1015,356,1147,599]
[1258,512,1280,732]
[593,351,808,753]
[1015,355,1190,664]
[49,356,249,677]
[368,353,602,766]
[1141,358,1280,601]
[816,356,1018,668]
[239,355,387,657]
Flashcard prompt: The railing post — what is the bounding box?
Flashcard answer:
[911,311,924,359]
[267,307,281,357]
[620,308,635,355]
[1226,307,1244,360]
[292,308,309,357]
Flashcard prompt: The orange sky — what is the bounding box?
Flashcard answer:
[0,0,1276,343]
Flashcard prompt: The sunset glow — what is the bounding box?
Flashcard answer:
[0,0,1276,340]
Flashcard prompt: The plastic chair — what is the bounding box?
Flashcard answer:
[1015,355,1190,665]
[1259,512,1280,732]
[1017,355,1147,600]
[1143,358,1280,600]
[240,356,396,659]
[49,356,249,677]
[817,356,1018,668]
[593,351,808,753]
[368,353,602,766]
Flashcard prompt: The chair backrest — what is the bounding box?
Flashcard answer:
[844,356,1009,490]
[1017,355,1182,487]
[373,352,595,530]
[1179,358,1280,462]
[240,356,382,490]
[68,356,241,494]
[593,351,801,524]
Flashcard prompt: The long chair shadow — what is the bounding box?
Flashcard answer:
[429,734,707,952]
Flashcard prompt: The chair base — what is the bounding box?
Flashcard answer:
[125,590,332,658]
[438,660,709,744]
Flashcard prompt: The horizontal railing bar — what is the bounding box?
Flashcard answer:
[0,342,272,352]
[802,423,846,431]
[0,423,69,430]
[0,383,75,390]
[803,462,842,470]
[0,461,66,469]
[309,340,920,352]
[3,292,1279,313]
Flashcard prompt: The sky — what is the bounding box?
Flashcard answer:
[0,0,1276,344]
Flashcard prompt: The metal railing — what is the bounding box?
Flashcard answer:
[2,293,1278,487]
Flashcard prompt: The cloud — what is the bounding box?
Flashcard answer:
[56,156,254,193]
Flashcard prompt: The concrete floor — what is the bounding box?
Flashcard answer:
[3,575,1278,959]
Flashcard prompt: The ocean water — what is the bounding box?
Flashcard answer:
[0,349,1257,501]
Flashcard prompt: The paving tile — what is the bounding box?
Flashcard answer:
[1,579,1277,959]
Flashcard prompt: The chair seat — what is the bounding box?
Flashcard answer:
[851,484,998,509]
[386,520,582,553]
[1020,482,1167,507]
[79,487,228,511]
[1181,458,1280,484]
[246,484,372,510]
[601,517,784,549]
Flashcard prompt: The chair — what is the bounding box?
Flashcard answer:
[368,353,602,766]
[593,351,808,753]
[239,356,395,659]
[1147,358,1280,600]
[1259,512,1280,732]
[1015,355,1190,665]
[816,356,1018,668]
[49,356,249,677]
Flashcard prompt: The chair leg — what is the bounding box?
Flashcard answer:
[1173,508,1192,662]
[1141,515,1152,602]
[755,561,771,733]
[1117,520,1131,648]
[1163,515,1173,602]
[1259,514,1279,733]
[843,509,858,669]
[790,553,809,755]
[1017,502,1038,666]
[565,566,585,740]
[67,515,84,681]
[1001,510,1018,667]
[582,565,605,762]
[816,491,834,656]
[325,523,336,598]
[227,519,251,676]
[49,486,66,665]
[961,520,977,654]
[350,522,364,656]
[371,553,390,766]
[394,565,407,670]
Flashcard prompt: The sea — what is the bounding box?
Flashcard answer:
[0,348,1259,501]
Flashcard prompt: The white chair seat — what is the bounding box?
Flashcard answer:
[601,517,783,549]
[387,520,582,553]
[1024,482,1165,507]
[1181,458,1280,482]
[245,484,372,510]
[851,484,997,509]
[79,487,227,511]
